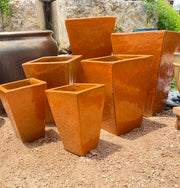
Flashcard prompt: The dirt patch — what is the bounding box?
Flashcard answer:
[0,110,179,187]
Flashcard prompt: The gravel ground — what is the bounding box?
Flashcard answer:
[0,110,179,188]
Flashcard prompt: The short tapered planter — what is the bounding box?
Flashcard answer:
[111,31,180,116]
[22,55,83,123]
[0,78,47,142]
[81,55,153,135]
[65,16,116,59]
[46,83,105,156]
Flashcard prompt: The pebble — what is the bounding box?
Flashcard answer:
[166,91,180,109]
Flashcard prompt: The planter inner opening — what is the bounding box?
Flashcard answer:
[89,55,144,62]
[31,56,75,63]
[54,84,96,92]
[1,79,41,91]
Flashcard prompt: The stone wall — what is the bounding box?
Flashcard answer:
[51,0,157,50]
[0,0,157,51]
[0,0,45,32]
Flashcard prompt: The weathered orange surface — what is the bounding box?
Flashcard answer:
[81,55,153,135]
[46,83,105,156]
[65,17,116,59]
[0,78,46,142]
[111,31,180,116]
[173,52,180,92]
[22,55,83,123]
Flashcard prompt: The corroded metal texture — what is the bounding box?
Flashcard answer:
[22,55,83,124]
[111,31,180,116]
[0,78,47,142]
[81,55,153,135]
[65,17,116,59]
[0,30,58,84]
[46,84,105,156]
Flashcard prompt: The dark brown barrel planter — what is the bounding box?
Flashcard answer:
[111,31,180,116]
[81,55,153,135]
[0,30,58,113]
[0,78,47,142]
[46,83,105,156]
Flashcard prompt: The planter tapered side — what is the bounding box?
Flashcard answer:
[0,78,47,142]
[111,31,180,116]
[81,55,153,135]
[65,17,116,59]
[46,84,105,156]
[22,55,83,124]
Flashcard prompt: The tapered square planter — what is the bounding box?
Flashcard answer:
[81,55,153,135]
[111,31,180,116]
[46,83,105,156]
[0,78,47,142]
[22,55,83,123]
[65,16,116,59]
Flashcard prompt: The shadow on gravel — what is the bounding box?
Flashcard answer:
[24,129,61,149]
[119,118,167,140]
[85,139,122,160]
[0,118,5,128]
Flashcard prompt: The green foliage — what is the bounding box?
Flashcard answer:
[156,0,180,31]
[0,0,11,18]
[171,77,178,91]
[143,0,180,31]
[142,0,156,24]
[114,24,118,33]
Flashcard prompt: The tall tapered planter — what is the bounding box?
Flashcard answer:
[81,55,153,135]
[0,78,47,142]
[46,83,105,156]
[65,16,116,59]
[22,55,82,123]
[111,31,180,116]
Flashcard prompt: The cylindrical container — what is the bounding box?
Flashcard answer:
[0,30,58,113]
[0,30,58,84]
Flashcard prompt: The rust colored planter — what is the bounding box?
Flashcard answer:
[173,52,180,92]
[111,31,180,116]
[0,78,47,142]
[81,55,153,135]
[22,55,83,124]
[46,83,105,156]
[65,16,116,59]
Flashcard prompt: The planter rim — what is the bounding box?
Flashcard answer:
[174,52,180,56]
[22,55,82,65]
[81,54,153,64]
[111,30,180,36]
[46,83,105,95]
[65,16,116,22]
[0,30,53,37]
[0,78,46,94]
